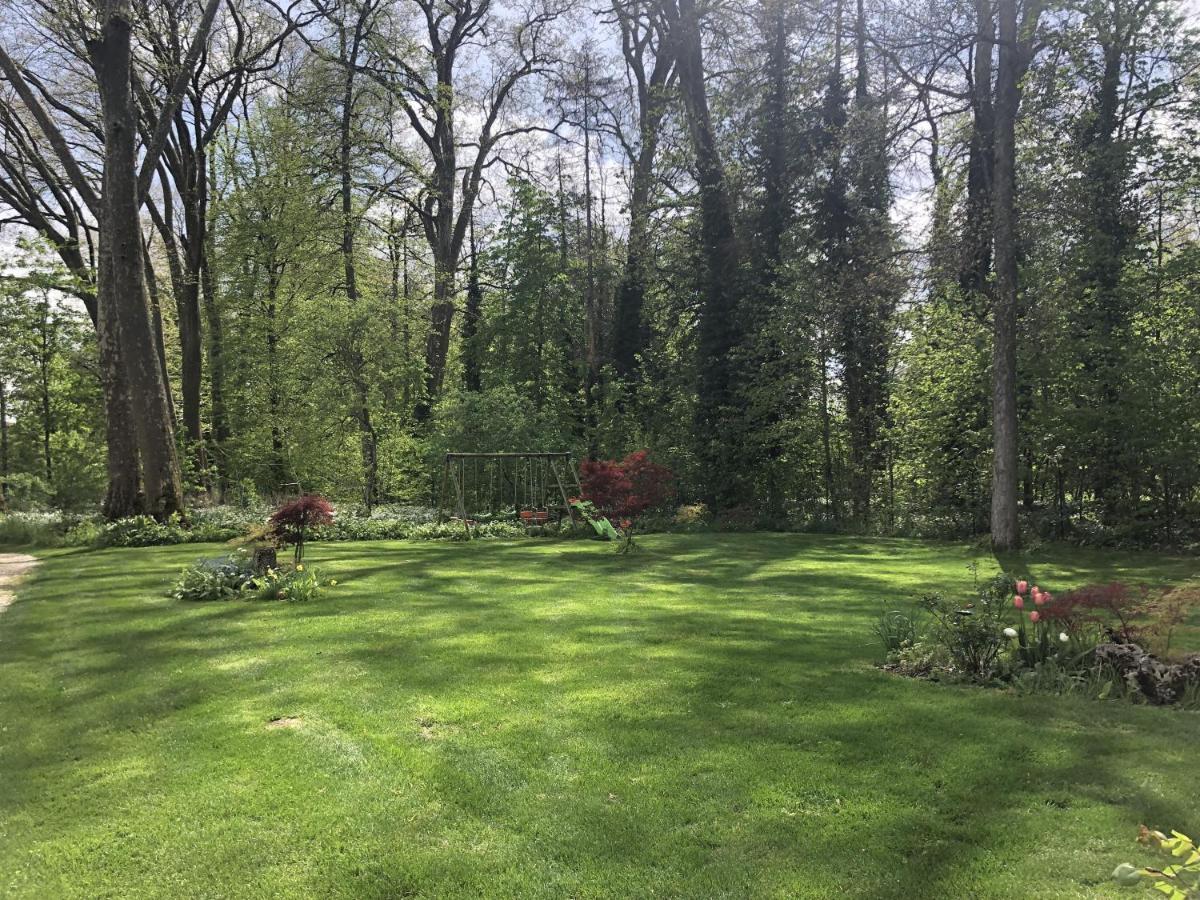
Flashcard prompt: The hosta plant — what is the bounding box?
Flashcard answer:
[170,551,257,601]
[245,564,333,603]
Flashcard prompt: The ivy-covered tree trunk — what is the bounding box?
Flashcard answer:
[961,0,995,304]
[1075,14,1133,526]
[202,249,229,496]
[741,0,803,517]
[336,8,379,510]
[672,0,747,510]
[461,224,484,393]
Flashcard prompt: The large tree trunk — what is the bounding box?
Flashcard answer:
[141,239,177,427]
[97,221,144,519]
[419,206,457,420]
[581,60,601,454]
[989,0,1022,550]
[91,9,184,520]
[415,56,464,421]
[175,257,204,472]
[46,244,141,518]
[265,268,288,489]
[150,168,206,475]
[337,22,379,508]
[422,278,455,411]
[839,0,896,526]
[611,5,673,383]
[611,145,658,381]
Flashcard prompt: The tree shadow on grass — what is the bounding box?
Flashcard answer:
[3,536,1198,897]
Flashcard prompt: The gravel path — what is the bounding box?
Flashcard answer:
[0,553,39,615]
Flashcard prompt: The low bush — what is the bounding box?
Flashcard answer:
[674,503,711,528]
[102,513,247,547]
[918,573,1015,681]
[20,503,524,549]
[365,504,439,524]
[311,517,525,542]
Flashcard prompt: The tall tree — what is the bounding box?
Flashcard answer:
[321,0,565,419]
[609,0,675,383]
[664,0,747,508]
[989,0,1041,550]
[138,0,296,485]
[89,5,186,517]
[1,0,221,517]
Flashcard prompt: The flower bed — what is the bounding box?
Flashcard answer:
[877,570,1200,708]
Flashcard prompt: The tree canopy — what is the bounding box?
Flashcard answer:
[1,0,1199,547]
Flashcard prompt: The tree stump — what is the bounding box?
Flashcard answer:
[253,547,277,573]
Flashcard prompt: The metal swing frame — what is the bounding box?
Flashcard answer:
[436,452,583,527]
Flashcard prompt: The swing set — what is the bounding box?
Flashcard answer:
[436,452,583,530]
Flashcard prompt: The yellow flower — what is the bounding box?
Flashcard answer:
[296,564,304,571]
[330,580,338,586]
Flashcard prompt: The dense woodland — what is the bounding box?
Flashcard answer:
[1,0,1198,547]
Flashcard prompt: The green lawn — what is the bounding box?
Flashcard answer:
[1,534,1198,899]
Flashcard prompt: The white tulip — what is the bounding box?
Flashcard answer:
[1003,627,1018,639]
[1059,632,1069,643]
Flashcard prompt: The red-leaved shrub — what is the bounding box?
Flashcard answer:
[580,450,675,519]
[1039,581,1151,644]
[270,494,334,563]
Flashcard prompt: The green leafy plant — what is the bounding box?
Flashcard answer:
[875,604,924,654]
[921,573,1015,681]
[568,498,620,541]
[169,551,257,602]
[245,564,331,602]
[887,639,952,677]
[1113,826,1200,899]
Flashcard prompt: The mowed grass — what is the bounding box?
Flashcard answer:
[1,534,1198,899]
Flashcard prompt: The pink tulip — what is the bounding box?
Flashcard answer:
[1016,580,1028,594]
[1043,592,1053,604]
[1033,592,1045,606]
[1013,596,1025,609]
[1029,611,1040,623]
